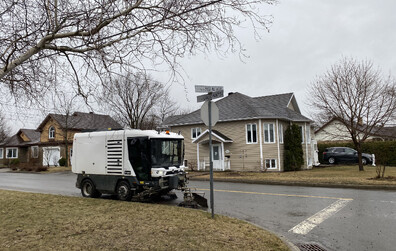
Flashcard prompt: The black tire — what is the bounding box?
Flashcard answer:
[116,180,132,201]
[362,158,367,165]
[328,157,336,164]
[81,179,101,198]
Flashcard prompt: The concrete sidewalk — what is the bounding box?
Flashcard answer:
[0,168,11,173]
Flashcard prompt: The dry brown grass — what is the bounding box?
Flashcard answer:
[0,190,289,251]
[190,165,396,187]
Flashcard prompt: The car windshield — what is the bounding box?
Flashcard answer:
[150,139,184,168]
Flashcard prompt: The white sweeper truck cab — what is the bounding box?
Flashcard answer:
[72,129,207,207]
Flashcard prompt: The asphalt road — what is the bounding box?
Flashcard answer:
[0,171,395,251]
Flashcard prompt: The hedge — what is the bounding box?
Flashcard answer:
[318,141,396,166]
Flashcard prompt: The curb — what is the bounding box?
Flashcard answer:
[189,177,396,191]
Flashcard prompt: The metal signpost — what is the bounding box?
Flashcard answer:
[195,85,224,219]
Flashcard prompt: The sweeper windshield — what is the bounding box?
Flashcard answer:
[150,139,184,168]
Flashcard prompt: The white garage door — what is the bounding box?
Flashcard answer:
[43,147,60,167]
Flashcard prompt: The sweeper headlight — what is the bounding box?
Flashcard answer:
[152,170,166,176]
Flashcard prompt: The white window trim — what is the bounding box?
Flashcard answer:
[70,148,73,163]
[191,127,202,139]
[49,126,55,139]
[264,123,276,144]
[265,159,277,169]
[246,123,258,144]
[31,146,39,158]
[6,147,18,159]
[276,120,281,171]
[259,119,263,171]
[306,124,311,144]
[279,123,284,144]
[0,148,3,159]
[300,125,305,144]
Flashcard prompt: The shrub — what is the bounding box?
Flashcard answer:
[187,160,197,171]
[34,166,48,172]
[10,159,20,166]
[284,124,304,171]
[58,157,67,167]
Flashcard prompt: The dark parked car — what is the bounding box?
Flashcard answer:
[323,147,373,165]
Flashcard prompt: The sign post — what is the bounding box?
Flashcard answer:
[196,85,224,219]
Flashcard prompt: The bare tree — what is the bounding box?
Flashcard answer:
[0,0,275,99]
[43,147,59,167]
[102,72,165,129]
[50,92,83,167]
[157,89,180,123]
[0,111,10,143]
[309,57,396,171]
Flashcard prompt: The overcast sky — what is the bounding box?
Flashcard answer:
[5,0,396,132]
[163,0,396,118]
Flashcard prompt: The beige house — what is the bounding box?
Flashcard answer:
[162,92,316,171]
[315,118,396,142]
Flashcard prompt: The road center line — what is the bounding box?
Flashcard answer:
[196,188,353,201]
[288,199,351,235]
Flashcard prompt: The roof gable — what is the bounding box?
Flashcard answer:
[1,129,40,147]
[192,129,233,143]
[18,129,40,143]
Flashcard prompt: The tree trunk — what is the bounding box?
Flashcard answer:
[64,130,69,167]
[355,144,365,171]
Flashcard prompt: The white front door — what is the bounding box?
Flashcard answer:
[212,144,223,170]
[43,147,60,167]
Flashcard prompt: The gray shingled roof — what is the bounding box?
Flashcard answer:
[163,92,311,126]
[0,129,40,147]
[37,112,122,131]
[374,126,396,138]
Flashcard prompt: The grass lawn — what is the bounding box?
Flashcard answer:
[0,190,289,251]
[189,165,396,188]
[43,166,71,173]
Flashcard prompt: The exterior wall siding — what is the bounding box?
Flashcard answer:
[170,119,313,172]
[41,119,63,142]
[171,119,313,172]
[40,119,78,143]
[19,132,30,142]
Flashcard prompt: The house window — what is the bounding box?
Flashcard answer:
[265,159,277,169]
[0,148,3,159]
[279,124,284,144]
[191,128,201,139]
[31,146,39,158]
[299,126,304,143]
[6,148,18,159]
[264,123,275,143]
[246,123,257,144]
[49,126,55,139]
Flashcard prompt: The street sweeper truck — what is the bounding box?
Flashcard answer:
[71,129,207,207]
